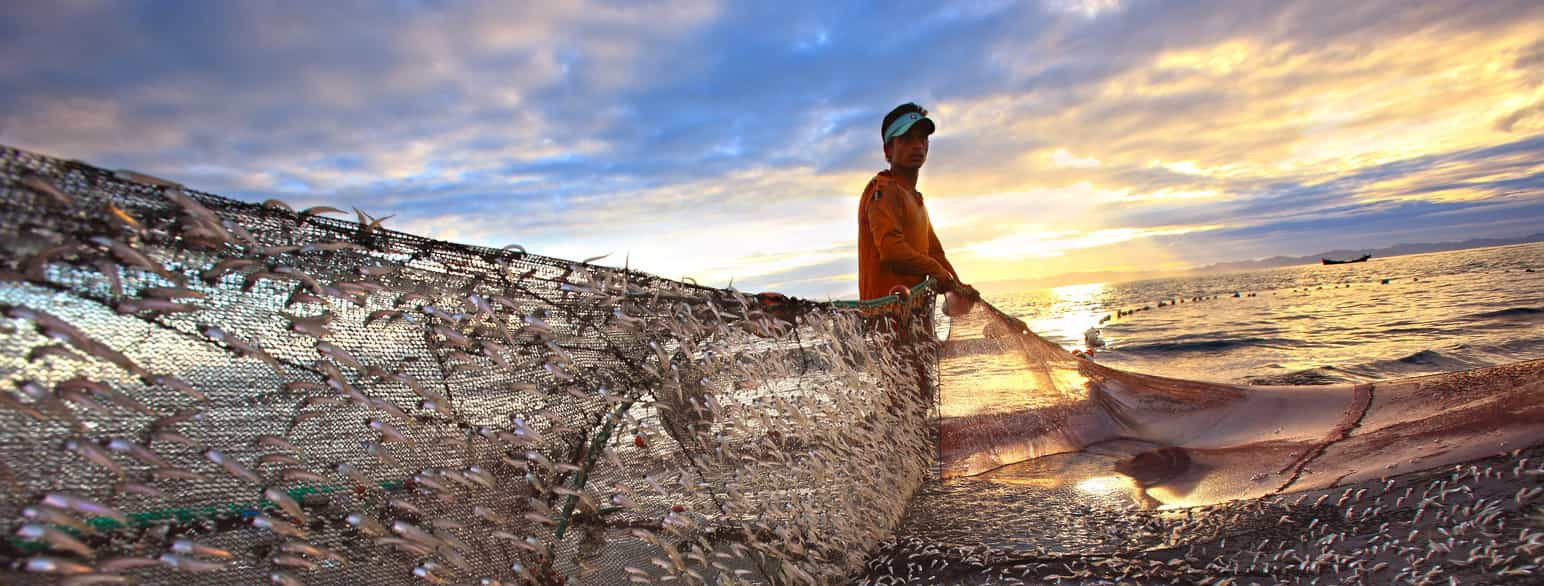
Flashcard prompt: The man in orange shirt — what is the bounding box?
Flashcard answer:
[858,102,975,301]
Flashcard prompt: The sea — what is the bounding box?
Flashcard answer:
[861,242,1544,583]
[987,241,1544,386]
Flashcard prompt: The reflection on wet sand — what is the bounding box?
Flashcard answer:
[936,298,1544,510]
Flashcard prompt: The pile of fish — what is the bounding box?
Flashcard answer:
[0,146,940,584]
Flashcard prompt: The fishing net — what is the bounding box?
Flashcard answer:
[862,276,1544,584]
[2,142,1542,586]
[0,145,941,585]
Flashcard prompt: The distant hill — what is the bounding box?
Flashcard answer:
[1193,232,1544,273]
[979,232,1544,291]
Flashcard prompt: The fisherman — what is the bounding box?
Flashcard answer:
[858,103,976,302]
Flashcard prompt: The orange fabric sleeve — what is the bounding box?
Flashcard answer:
[927,225,959,281]
[866,187,953,281]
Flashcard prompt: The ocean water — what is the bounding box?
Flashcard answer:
[860,243,1544,584]
[987,242,1544,385]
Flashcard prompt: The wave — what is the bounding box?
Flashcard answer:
[1116,336,1303,354]
[1249,347,1508,385]
[1469,306,1544,319]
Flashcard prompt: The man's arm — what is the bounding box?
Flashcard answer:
[867,188,953,282]
[927,224,959,281]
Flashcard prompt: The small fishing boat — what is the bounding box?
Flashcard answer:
[1322,254,1371,265]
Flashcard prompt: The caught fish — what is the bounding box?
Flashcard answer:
[15,523,95,557]
[265,486,307,521]
[352,207,394,234]
[315,341,361,369]
[23,505,94,535]
[64,438,125,479]
[200,258,259,284]
[114,168,182,188]
[270,554,319,571]
[150,375,209,402]
[27,343,86,364]
[141,286,207,300]
[158,553,228,572]
[281,540,344,564]
[106,438,173,468]
[18,173,75,207]
[252,514,307,538]
[368,418,412,444]
[255,434,299,453]
[41,493,126,525]
[18,555,95,575]
[105,202,144,233]
[345,512,387,537]
[98,557,162,572]
[278,467,328,484]
[171,539,234,559]
[61,573,136,585]
[258,453,303,467]
[205,449,262,484]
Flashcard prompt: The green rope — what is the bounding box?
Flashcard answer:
[10,480,404,552]
[553,399,635,540]
[829,277,934,309]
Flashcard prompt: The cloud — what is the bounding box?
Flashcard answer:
[1,0,1541,297]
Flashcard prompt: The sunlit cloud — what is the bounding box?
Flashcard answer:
[967,225,1224,259]
[0,0,1540,299]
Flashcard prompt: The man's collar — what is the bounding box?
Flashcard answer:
[876,170,924,199]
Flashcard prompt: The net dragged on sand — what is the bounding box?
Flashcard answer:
[0,145,1541,585]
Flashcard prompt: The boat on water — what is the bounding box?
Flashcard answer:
[1322,254,1371,265]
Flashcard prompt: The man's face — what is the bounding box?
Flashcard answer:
[885,125,930,169]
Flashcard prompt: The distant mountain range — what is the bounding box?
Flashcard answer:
[1193,232,1544,273]
[980,232,1544,291]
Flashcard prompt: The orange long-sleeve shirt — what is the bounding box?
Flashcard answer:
[857,171,958,300]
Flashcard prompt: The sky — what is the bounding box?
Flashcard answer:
[2,0,1541,299]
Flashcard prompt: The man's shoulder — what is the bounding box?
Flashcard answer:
[862,171,894,202]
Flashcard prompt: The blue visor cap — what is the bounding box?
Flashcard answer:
[883,111,936,143]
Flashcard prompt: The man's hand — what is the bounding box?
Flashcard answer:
[938,278,979,299]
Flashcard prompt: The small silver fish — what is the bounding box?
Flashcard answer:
[150,375,209,402]
[278,467,328,484]
[205,449,262,484]
[254,434,299,453]
[252,514,306,538]
[63,438,125,479]
[19,173,75,207]
[22,505,94,535]
[16,523,95,557]
[345,512,387,537]
[264,487,306,522]
[171,539,234,559]
[20,555,95,574]
[42,493,127,525]
[158,553,228,572]
[270,554,319,571]
[61,573,136,585]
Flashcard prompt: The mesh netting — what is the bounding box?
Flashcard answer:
[0,145,942,585]
[3,143,1543,586]
[867,283,1544,584]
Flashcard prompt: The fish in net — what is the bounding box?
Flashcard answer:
[1,144,1541,585]
[0,146,940,584]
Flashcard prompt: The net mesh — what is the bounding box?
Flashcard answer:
[3,143,1543,585]
[0,145,941,584]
